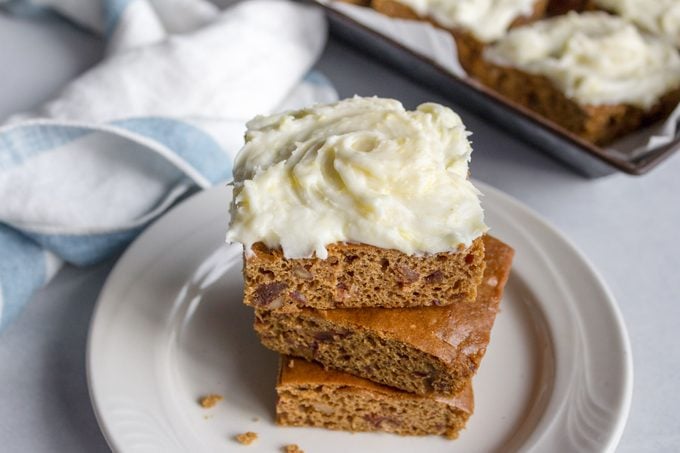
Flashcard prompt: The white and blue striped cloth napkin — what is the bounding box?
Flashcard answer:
[0,0,338,330]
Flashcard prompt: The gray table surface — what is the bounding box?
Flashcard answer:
[1,10,679,453]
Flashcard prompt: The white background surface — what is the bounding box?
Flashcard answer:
[0,8,678,453]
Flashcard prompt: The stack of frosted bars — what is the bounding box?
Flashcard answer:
[241,235,514,439]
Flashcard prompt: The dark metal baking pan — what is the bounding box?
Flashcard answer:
[317,3,680,177]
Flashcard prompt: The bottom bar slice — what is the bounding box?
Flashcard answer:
[276,355,473,439]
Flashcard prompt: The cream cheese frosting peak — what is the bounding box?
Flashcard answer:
[393,0,538,42]
[484,12,680,109]
[226,97,487,259]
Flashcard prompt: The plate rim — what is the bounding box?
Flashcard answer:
[477,182,633,452]
[86,181,633,453]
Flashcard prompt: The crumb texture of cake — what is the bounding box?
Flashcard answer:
[255,235,514,396]
[235,431,258,445]
[479,12,680,144]
[593,0,680,48]
[244,237,485,310]
[226,97,487,260]
[276,356,472,438]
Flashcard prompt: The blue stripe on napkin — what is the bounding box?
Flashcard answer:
[104,0,134,36]
[27,226,145,267]
[0,125,91,169]
[113,117,232,185]
[0,225,46,330]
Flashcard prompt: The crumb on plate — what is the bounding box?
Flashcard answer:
[284,444,304,453]
[199,394,223,408]
[235,432,258,445]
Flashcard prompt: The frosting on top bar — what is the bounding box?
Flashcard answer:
[226,97,487,259]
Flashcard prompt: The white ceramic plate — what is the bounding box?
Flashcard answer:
[87,182,633,453]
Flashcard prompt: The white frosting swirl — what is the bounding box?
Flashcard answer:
[393,0,538,42]
[484,12,680,109]
[595,0,680,48]
[226,97,487,259]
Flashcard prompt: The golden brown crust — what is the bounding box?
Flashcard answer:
[255,235,514,396]
[277,356,472,438]
[244,237,486,311]
[371,0,547,74]
[473,61,680,145]
[279,356,473,412]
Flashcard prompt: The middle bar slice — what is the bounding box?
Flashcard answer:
[255,235,513,396]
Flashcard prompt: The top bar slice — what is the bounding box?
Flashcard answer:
[243,237,485,311]
[227,97,488,310]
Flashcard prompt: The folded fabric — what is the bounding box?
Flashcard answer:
[0,0,338,330]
